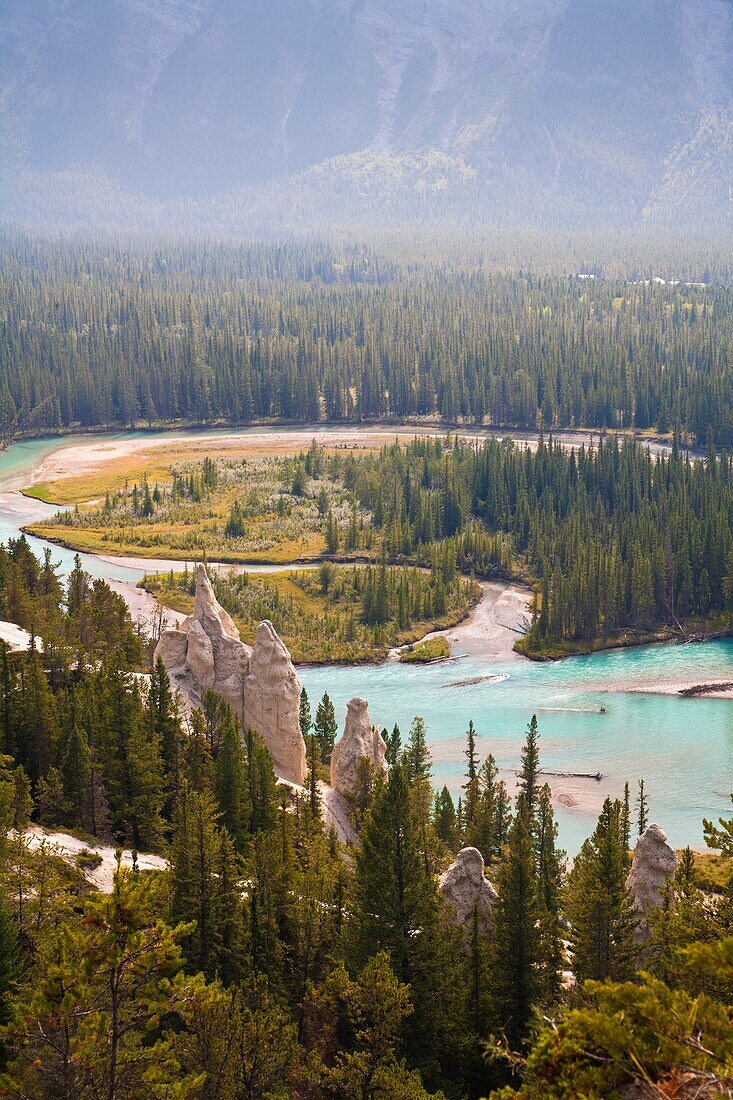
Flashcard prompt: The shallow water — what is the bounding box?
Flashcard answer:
[2,432,732,853]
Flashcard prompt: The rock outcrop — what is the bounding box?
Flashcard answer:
[154,564,307,786]
[439,847,497,938]
[154,563,251,715]
[627,823,678,944]
[330,697,387,800]
[241,620,307,787]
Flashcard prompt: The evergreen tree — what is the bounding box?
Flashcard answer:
[404,716,432,782]
[171,784,246,983]
[314,692,338,763]
[60,726,91,828]
[385,724,402,768]
[491,801,541,1047]
[299,687,312,739]
[567,797,638,982]
[307,734,321,821]
[518,714,541,825]
[1,859,200,1097]
[463,720,480,832]
[433,786,457,849]
[328,953,440,1100]
[637,778,649,836]
[535,784,565,1001]
[214,710,249,854]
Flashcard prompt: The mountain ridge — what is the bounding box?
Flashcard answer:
[2,0,733,225]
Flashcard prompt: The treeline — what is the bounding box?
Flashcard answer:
[3,234,733,444]
[327,435,733,647]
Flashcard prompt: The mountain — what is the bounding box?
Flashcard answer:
[2,0,733,225]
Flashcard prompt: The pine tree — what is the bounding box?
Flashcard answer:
[463,720,480,831]
[404,716,432,782]
[491,801,541,1047]
[148,658,181,811]
[328,953,438,1100]
[60,726,91,828]
[518,714,541,825]
[2,860,200,1096]
[314,692,338,763]
[214,710,249,854]
[535,784,565,1001]
[299,688,312,739]
[433,786,457,849]
[351,762,462,1087]
[171,784,246,983]
[637,778,649,836]
[621,780,632,868]
[11,766,32,832]
[567,797,638,982]
[307,734,321,821]
[385,724,402,767]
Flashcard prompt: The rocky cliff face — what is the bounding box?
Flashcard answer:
[330,697,388,801]
[154,565,306,786]
[3,0,733,222]
[439,847,498,937]
[627,823,678,944]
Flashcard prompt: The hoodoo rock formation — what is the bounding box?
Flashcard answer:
[439,847,497,937]
[330,697,387,800]
[241,620,307,786]
[154,564,307,786]
[627,823,678,944]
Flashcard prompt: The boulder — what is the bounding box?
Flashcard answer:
[155,568,307,785]
[241,620,307,786]
[439,847,497,937]
[330,697,387,800]
[627,823,678,944]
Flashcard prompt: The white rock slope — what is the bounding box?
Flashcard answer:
[330,697,387,800]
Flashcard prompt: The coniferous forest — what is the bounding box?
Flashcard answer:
[0,541,732,1098]
[2,234,733,447]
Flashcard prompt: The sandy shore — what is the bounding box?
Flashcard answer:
[622,680,733,700]
[404,580,532,663]
[21,424,681,495]
[22,426,428,491]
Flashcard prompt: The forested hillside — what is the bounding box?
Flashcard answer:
[2,236,733,446]
[0,541,731,1097]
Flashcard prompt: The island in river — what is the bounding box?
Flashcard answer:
[0,427,731,854]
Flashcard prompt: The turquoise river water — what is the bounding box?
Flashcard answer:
[1,431,732,854]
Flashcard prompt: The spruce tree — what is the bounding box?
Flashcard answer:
[535,784,565,1000]
[314,693,338,763]
[518,714,541,824]
[491,800,541,1047]
[463,719,480,831]
[636,778,649,836]
[404,716,432,782]
[214,710,249,854]
[60,726,91,829]
[567,797,638,982]
[299,688,312,739]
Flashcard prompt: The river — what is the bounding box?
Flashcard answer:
[1,430,731,854]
